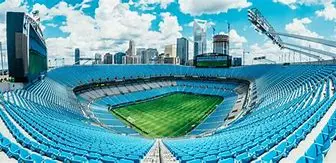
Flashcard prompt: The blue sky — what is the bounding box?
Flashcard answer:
[0,0,336,65]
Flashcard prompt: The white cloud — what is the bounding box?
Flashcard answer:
[229,29,247,47]
[316,1,336,21]
[284,17,323,50]
[285,17,322,38]
[283,17,336,60]
[273,0,329,9]
[0,0,27,44]
[138,0,174,9]
[178,0,251,16]
[29,0,182,65]
[0,0,27,21]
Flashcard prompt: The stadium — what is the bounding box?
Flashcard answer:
[1,1,336,163]
[2,63,336,163]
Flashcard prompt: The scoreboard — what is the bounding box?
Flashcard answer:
[195,54,231,68]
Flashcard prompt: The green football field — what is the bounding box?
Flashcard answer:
[111,93,223,138]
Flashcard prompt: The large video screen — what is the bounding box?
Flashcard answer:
[195,55,231,67]
[29,25,47,76]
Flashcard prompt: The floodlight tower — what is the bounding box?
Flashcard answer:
[247,8,327,61]
[248,8,336,62]
[248,8,283,48]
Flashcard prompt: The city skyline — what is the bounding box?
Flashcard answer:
[0,0,336,66]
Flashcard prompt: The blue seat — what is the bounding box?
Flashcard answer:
[181,155,194,163]
[235,152,251,163]
[47,147,60,159]
[0,137,11,152]
[261,150,277,162]
[219,157,234,163]
[101,156,117,163]
[305,144,323,162]
[274,141,287,159]
[119,159,134,163]
[249,145,266,157]
[71,155,88,163]
[7,143,20,159]
[30,153,44,163]
[18,149,31,161]
[38,144,49,155]
[203,155,217,163]
[58,151,73,161]
[187,159,202,163]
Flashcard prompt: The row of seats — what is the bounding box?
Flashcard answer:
[47,65,275,88]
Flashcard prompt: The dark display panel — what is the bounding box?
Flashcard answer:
[195,55,231,68]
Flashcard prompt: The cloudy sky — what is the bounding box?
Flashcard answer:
[0,0,336,66]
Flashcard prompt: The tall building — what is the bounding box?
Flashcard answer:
[75,48,80,65]
[123,55,140,64]
[177,37,189,65]
[193,19,207,56]
[164,45,177,57]
[137,48,146,64]
[114,52,126,64]
[103,53,113,64]
[213,34,229,55]
[136,48,146,56]
[6,12,47,82]
[126,40,135,56]
[164,45,179,65]
[94,53,102,64]
[145,48,158,64]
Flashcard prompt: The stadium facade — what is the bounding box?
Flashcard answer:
[6,12,47,82]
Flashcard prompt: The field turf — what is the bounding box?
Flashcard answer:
[111,93,223,138]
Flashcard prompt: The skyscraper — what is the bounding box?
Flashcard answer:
[164,45,178,65]
[137,48,146,64]
[126,40,135,56]
[103,53,113,64]
[213,34,229,55]
[164,44,177,57]
[94,53,102,64]
[75,48,80,65]
[145,48,158,64]
[193,19,207,56]
[114,52,126,64]
[177,37,189,65]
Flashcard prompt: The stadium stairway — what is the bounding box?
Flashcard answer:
[143,139,178,163]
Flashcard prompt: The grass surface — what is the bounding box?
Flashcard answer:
[111,93,223,138]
